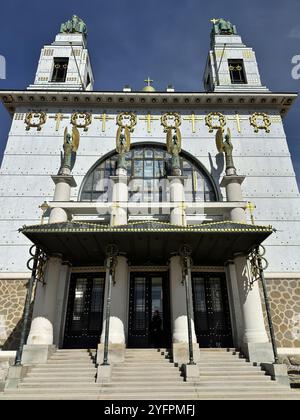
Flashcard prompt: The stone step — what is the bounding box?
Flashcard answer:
[23,376,97,382]
[5,388,100,394]
[31,368,97,373]
[197,362,249,367]
[111,369,180,375]
[46,360,95,365]
[1,393,299,401]
[113,362,174,368]
[198,370,266,376]
[110,376,184,383]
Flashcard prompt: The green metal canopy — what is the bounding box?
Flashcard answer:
[20,220,274,266]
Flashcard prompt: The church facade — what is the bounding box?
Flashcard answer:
[0,16,300,369]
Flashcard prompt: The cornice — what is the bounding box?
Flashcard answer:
[0,90,297,116]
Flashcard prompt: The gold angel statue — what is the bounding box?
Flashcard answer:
[59,126,80,175]
[115,112,136,170]
[162,112,182,176]
[215,127,236,173]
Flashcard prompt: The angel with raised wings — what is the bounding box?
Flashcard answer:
[59,126,80,175]
[215,127,236,173]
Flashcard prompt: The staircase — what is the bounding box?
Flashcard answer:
[0,349,99,400]
[1,348,300,400]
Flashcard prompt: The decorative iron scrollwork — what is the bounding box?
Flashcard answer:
[249,245,268,284]
[27,245,48,285]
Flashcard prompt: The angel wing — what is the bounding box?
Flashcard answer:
[124,126,131,152]
[175,128,182,152]
[64,127,68,145]
[166,128,173,154]
[72,126,80,152]
[116,126,122,153]
[226,127,231,142]
[216,127,224,153]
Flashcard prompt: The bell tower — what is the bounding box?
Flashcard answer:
[203,18,268,92]
[28,15,94,91]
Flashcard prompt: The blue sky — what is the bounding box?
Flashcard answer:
[0,0,300,185]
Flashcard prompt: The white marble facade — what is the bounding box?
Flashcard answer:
[0,22,299,278]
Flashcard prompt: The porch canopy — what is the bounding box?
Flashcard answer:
[20,220,274,266]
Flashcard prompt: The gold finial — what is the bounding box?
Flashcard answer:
[246,202,256,225]
[143,77,156,92]
[210,18,219,25]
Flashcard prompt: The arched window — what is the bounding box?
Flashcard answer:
[80,145,218,203]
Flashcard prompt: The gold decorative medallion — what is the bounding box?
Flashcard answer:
[249,112,271,133]
[205,112,226,133]
[116,112,137,132]
[25,112,47,131]
[161,112,181,132]
[71,112,92,131]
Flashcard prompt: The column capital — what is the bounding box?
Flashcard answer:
[110,175,129,183]
[220,175,245,188]
[51,175,77,188]
[167,176,188,184]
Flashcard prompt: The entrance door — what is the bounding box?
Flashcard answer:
[192,273,233,348]
[63,273,105,349]
[128,272,171,348]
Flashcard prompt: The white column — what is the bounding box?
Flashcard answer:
[225,262,244,348]
[49,175,76,223]
[53,263,72,346]
[220,172,273,362]
[22,255,62,364]
[220,175,246,223]
[97,255,129,363]
[110,168,128,226]
[168,176,186,226]
[235,255,269,344]
[170,255,200,364]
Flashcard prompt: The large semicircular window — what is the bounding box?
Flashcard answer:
[80,145,217,203]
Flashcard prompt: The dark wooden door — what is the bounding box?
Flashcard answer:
[192,273,233,348]
[63,273,105,349]
[128,272,171,348]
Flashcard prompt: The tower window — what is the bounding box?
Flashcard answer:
[228,59,247,84]
[51,58,69,83]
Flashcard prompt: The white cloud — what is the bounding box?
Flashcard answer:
[288,26,300,38]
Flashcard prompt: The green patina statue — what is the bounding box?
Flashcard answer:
[60,15,88,37]
[59,127,80,175]
[211,18,237,36]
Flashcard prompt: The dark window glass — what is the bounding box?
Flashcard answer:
[51,58,69,83]
[80,146,217,203]
[228,59,247,84]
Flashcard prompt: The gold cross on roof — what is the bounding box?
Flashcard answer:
[144,77,154,86]
[210,18,219,24]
